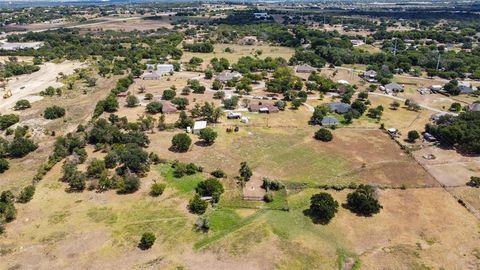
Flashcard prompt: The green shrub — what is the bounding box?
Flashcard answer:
[17,185,35,203]
[0,158,9,173]
[118,175,140,194]
[150,182,166,196]
[139,232,156,249]
[345,185,382,216]
[171,133,191,152]
[188,194,208,214]
[44,106,65,119]
[314,128,333,142]
[307,192,339,224]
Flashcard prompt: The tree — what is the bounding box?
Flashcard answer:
[0,158,9,173]
[211,169,226,178]
[175,111,194,129]
[407,130,420,142]
[199,128,218,145]
[291,98,303,110]
[449,102,462,112]
[118,144,149,174]
[17,185,35,203]
[358,91,369,100]
[188,194,208,214]
[444,80,460,95]
[8,137,38,158]
[103,94,119,112]
[139,232,156,250]
[171,133,191,152]
[307,192,339,224]
[118,175,141,194]
[44,106,66,119]
[346,185,382,216]
[146,102,163,114]
[104,151,118,169]
[162,89,176,100]
[145,93,153,100]
[150,182,166,196]
[314,128,333,142]
[87,158,106,178]
[212,80,224,90]
[69,172,86,192]
[196,178,224,202]
[205,69,213,79]
[0,114,19,130]
[467,176,480,187]
[390,101,400,110]
[239,161,252,182]
[14,99,31,110]
[171,97,189,110]
[126,95,139,107]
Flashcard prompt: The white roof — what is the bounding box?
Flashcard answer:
[193,121,207,130]
[337,80,349,85]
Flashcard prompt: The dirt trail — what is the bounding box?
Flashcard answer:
[0,61,82,113]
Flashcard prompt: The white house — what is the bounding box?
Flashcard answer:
[157,64,175,75]
[193,121,207,134]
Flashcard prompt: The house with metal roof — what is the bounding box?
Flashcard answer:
[296,64,317,73]
[327,102,351,114]
[321,116,340,127]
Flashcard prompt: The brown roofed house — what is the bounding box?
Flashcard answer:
[161,100,178,114]
[248,103,279,113]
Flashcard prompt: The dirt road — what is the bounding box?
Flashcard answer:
[0,61,82,113]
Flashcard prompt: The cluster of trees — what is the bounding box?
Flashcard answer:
[306,184,382,224]
[0,60,40,78]
[44,106,66,119]
[188,177,224,214]
[0,114,19,130]
[5,29,183,78]
[0,185,36,234]
[426,111,480,154]
[0,126,38,171]
[183,41,214,53]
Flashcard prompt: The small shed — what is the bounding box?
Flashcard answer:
[227,112,242,119]
[193,121,207,134]
[384,83,404,93]
[143,72,161,80]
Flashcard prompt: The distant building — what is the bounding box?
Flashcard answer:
[350,39,364,46]
[215,70,242,83]
[227,112,242,119]
[248,103,279,113]
[143,72,161,80]
[238,36,258,45]
[337,79,349,85]
[296,64,317,73]
[327,102,351,114]
[254,13,269,19]
[157,64,175,74]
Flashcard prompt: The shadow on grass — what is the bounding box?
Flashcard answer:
[302,209,332,225]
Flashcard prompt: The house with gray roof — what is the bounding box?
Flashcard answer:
[384,83,403,93]
[216,71,242,83]
[363,70,377,79]
[459,85,474,94]
[296,64,317,73]
[327,102,351,114]
[321,116,340,127]
[468,103,480,112]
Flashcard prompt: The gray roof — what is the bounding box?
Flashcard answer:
[216,71,242,82]
[459,85,474,94]
[385,83,403,91]
[296,64,316,73]
[321,116,340,126]
[328,102,351,114]
[468,103,480,112]
[364,70,377,77]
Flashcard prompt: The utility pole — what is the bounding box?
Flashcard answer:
[436,53,441,70]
